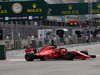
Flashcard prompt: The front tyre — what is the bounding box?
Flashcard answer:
[80,51,89,55]
[66,52,75,60]
[25,53,34,61]
[80,51,89,60]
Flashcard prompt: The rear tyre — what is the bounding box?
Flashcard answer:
[80,51,89,55]
[66,52,75,60]
[40,58,46,61]
[25,53,34,61]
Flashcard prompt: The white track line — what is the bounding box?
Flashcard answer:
[96,55,100,57]
[9,59,40,61]
[10,59,26,61]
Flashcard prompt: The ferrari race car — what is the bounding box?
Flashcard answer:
[25,46,96,61]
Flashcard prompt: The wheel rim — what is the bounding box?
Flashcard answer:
[25,54,30,60]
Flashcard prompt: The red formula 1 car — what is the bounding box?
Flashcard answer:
[25,46,96,61]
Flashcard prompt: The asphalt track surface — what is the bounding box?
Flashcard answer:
[0,43,100,75]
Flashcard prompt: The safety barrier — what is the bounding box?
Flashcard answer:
[0,45,6,60]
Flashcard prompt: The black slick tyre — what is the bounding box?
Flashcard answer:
[80,51,89,55]
[25,53,34,61]
[80,51,89,60]
[66,52,75,60]
[40,57,46,61]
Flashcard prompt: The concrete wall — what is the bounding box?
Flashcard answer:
[84,0,96,2]
[62,0,79,3]
[45,0,62,4]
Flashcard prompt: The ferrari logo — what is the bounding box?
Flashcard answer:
[49,53,52,57]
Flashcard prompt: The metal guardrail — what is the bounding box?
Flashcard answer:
[0,35,100,50]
